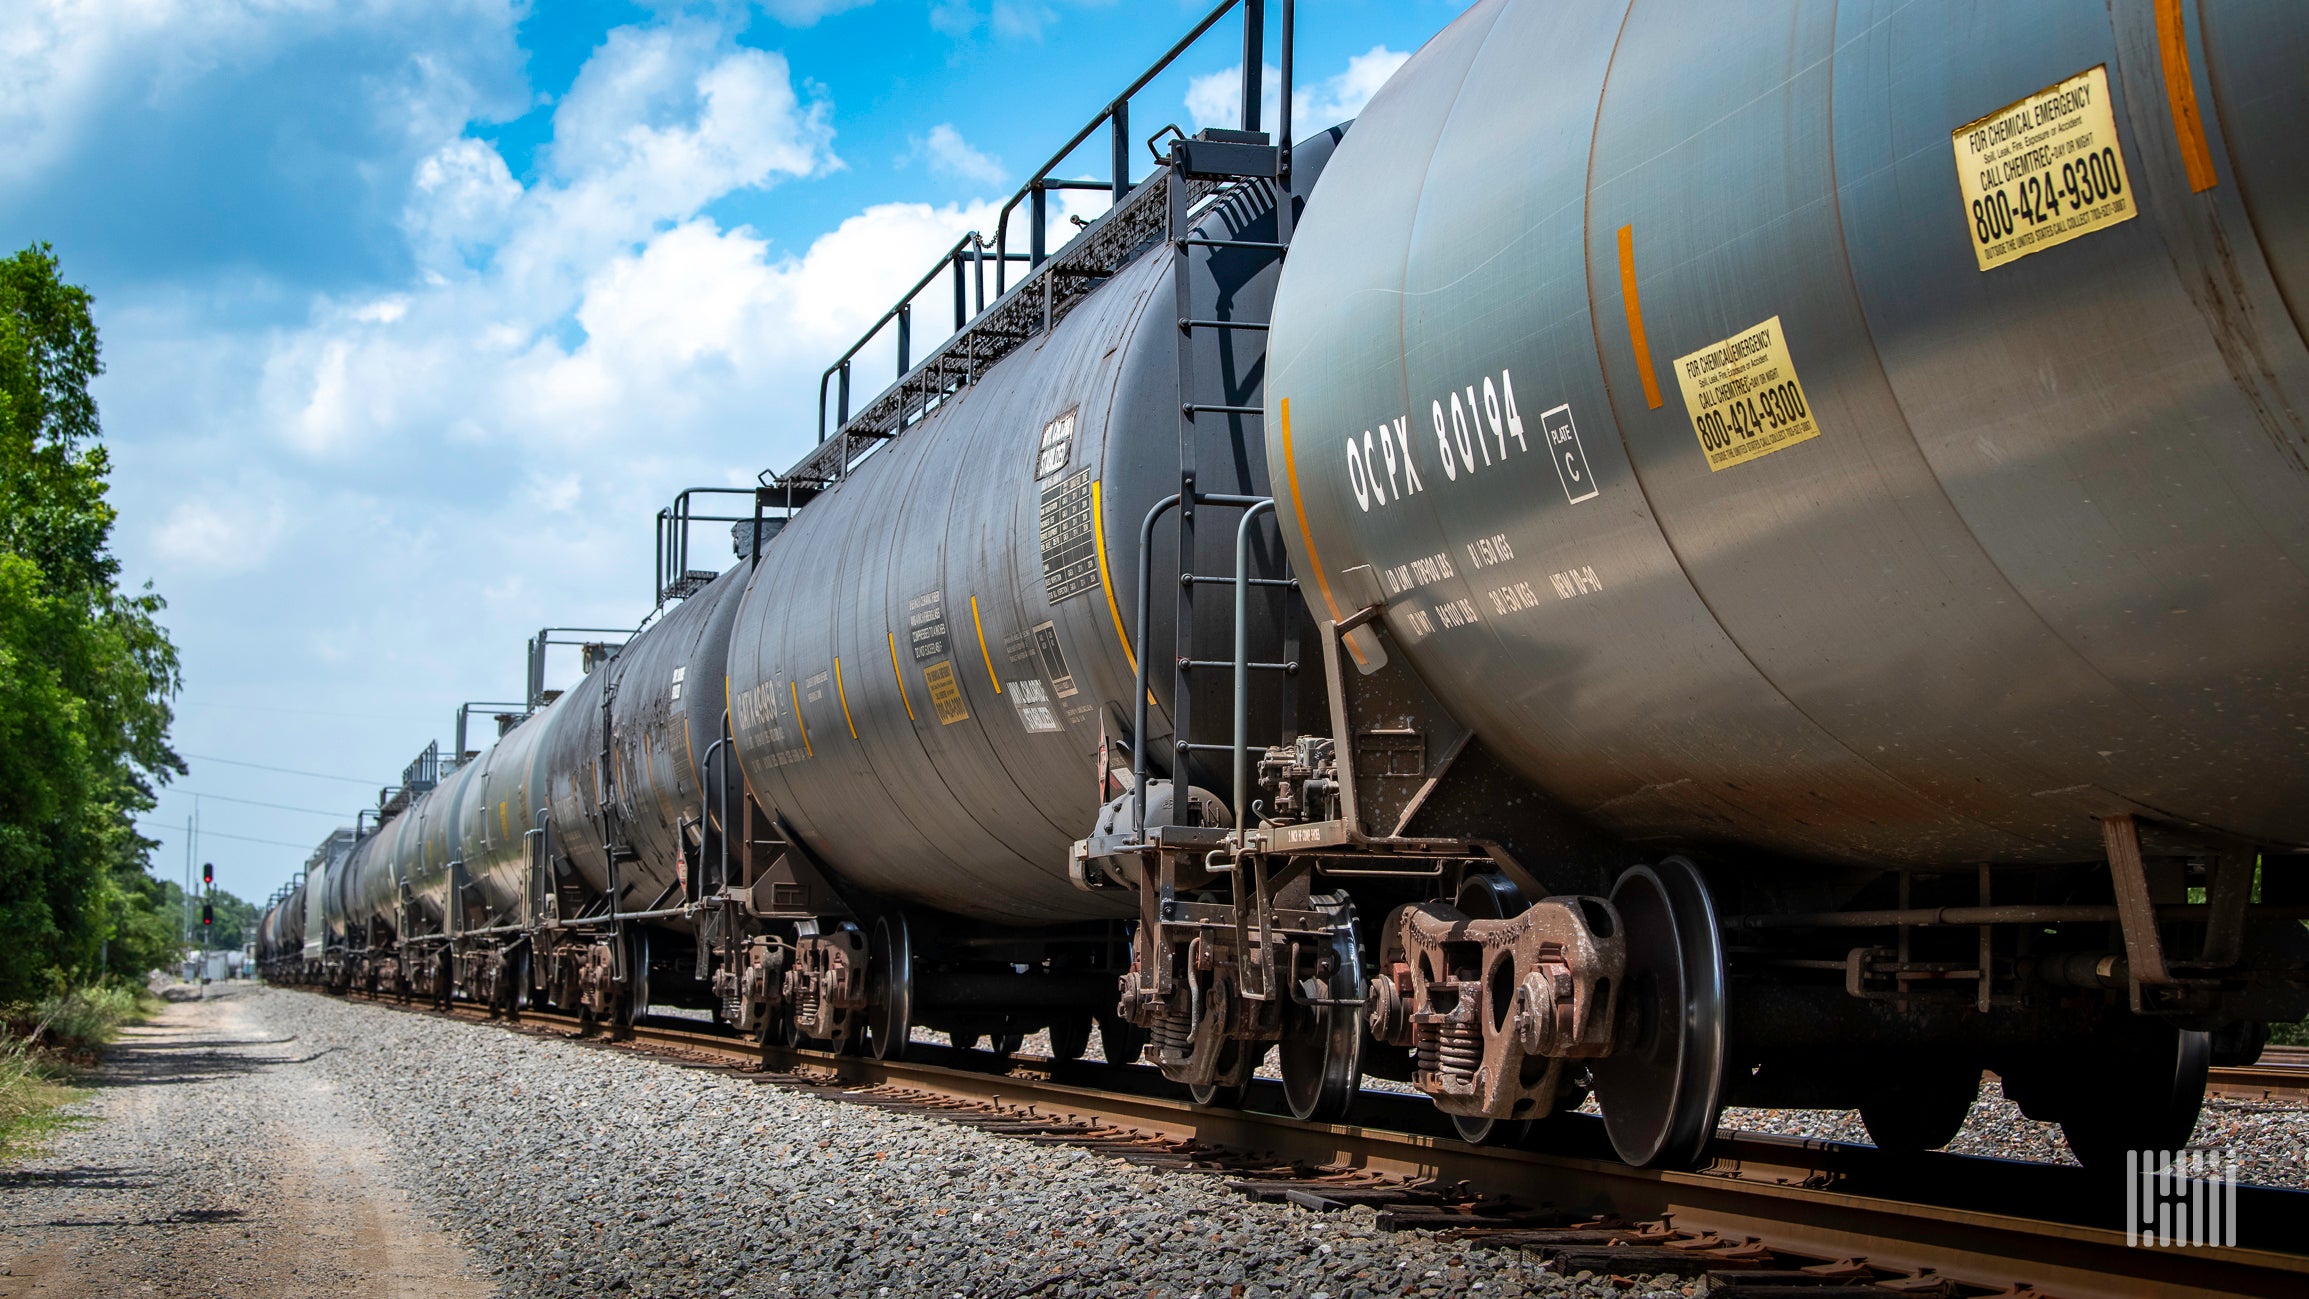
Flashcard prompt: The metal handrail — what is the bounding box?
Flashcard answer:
[1230,500,1278,849]
[815,232,1022,443]
[657,486,772,605]
[1128,491,1269,839]
[810,0,1276,454]
[991,0,1258,295]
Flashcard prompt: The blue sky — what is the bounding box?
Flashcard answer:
[0,0,1471,916]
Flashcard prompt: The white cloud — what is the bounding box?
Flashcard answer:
[905,123,1006,188]
[0,0,525,190]
[150,494,291,576]
[1185,46,1410,135]
[754,0,875,24]
[927,0,1109,43]
[928,0,979,37]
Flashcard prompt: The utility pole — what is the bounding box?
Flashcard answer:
[182,808,194,946]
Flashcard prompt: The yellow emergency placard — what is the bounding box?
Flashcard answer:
[1951,66,2135,271]
[1673,315,1820,472]
[922,660,969,725]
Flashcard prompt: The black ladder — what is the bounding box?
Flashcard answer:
[1131,127,1301,850]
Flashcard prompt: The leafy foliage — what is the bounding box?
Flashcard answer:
[0,243,184,1001]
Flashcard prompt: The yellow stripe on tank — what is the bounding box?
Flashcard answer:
[969,596,1002,693]
[788,680,812,758]
[1092,478,1136,673]
[1278,397,1366,666]
[834,656,858,738]
[888,633,916,721]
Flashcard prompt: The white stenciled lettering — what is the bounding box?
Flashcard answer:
[1333,367,1581,514]
[1465,533,1516,570]
[1548,565,1603,600]
[1346,435,1371,511]
[1485,581,1542,616]
[1389,418,1422,495]
[1450,391,1481,468]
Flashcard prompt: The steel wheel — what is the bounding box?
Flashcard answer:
[865,913,914,1062]
[1189,1040,1251,1108]
[1277,893,1364,1123]
[1858,1060,1980,1154]
[949,1030,981,1053]
[1451,1113,1532,1146]
[1048,1014,1092,1063]
[756,1005,796,1056]
[1095,1014,1149,1066]
[1589,857,1726,1169]
[2058,1026,2211,1170]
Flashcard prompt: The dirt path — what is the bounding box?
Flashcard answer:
[0,985,493,1299]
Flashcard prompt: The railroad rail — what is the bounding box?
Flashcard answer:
[2208,1045,2309,1100]
[326,991,2308,1299]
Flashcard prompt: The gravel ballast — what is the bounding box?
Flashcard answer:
[12,987,2306,1299]
[54,989,1674,1299]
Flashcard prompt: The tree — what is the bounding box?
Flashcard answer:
[0,243,182,1001]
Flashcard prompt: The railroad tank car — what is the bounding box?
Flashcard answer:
[542,565,749,918]
[1263,0,2309,871]
[723,133,1341,925]
[455,706,559,930]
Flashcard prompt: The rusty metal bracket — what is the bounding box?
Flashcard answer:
[2102,814,2171,1009]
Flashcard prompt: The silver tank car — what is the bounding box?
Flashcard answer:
[1264,0,2309,868]
[455,705,560,929]
[542,563,751,914]
[724,134,1341,925]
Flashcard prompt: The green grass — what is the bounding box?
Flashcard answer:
[0,983,153,1162]
[2270,1018,2309,1047]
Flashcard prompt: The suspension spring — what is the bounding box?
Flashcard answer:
[1152,1011,1192,1056]
[1438,1021,1482,1078]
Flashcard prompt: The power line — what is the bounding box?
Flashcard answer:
[161,790,358,819]
[181,752,380,787]
[136,822,322,851]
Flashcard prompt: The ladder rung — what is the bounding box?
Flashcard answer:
[1176,741,1255,754]
[1180,659,1297,672]
[1178,318,1270,332]
[1182,575,1297,587]
[1182,404,1264,416]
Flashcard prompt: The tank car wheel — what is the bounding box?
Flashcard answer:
[993,1033,1025,1059]
[1858,1059,1981,1154]
[1277,893,1365,1124]
[864,913,914,1062]
[1188,1041,1252,1109]
[949,1030,981,1053]
[1589,857,1727,1169]
[1095,1014,1148,1066]
[1450,1113,1532,1146]
[1047,1013,1092,1064]
[2058,1026,2211,1171]
[756,1004,797,1057]
[504,948,530,1023]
